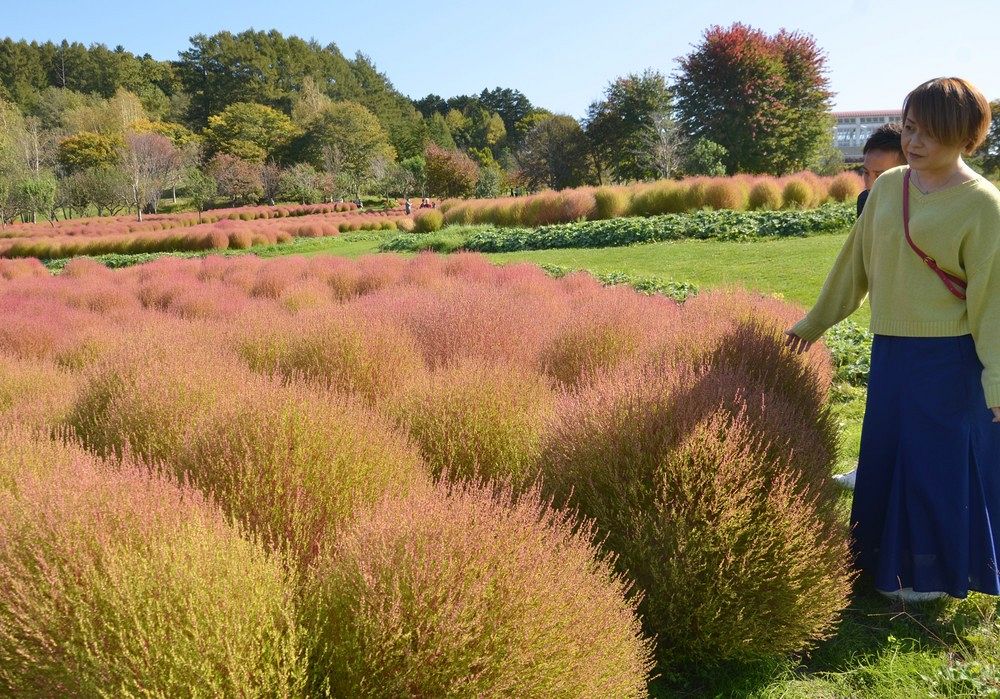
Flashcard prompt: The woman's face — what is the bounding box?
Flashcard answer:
[901,116,965,172]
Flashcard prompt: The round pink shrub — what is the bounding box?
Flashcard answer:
[302,479,653,697]
[0,430,305,696]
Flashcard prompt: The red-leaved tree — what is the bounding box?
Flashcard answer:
[425,144,479,199]
[673,24,833,175]
[206,153,263,205]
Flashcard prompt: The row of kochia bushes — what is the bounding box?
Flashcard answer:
[420,172,863,230]
[0,201,364,240]
[0,214,411,260]
[0,253,851,695]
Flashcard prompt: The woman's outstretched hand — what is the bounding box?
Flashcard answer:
[784,329,813,355]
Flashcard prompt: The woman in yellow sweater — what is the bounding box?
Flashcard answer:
[785,77,1000,602]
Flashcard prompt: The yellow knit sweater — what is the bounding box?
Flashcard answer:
[791,166,1000,407]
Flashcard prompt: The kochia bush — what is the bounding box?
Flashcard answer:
[302,480,654,698]
[748,180,783,210]
[0,430,305,696]
[828,172,863,202]
[387,357,555,485]
[67,342,428,567]
[413,209,444,233]
[782,179,813,208]
[537,333,851,664]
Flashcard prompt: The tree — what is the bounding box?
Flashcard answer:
[426,112,456,149]
[61,88,147,135]
[414,94,448,119]
[206,153,262,205]
[59,170,92,218]
[517,115,591,190]
[290,76,334,127]
[299,101,396,198]
[681,139,727,177]
[479,87,534,148]
[808,135,845,176]
[77,166,129,216]
[14,172,57,224]
[673,23,833,174]
[203,102,298,163]
[57,131,122,173]
[279,163,321,204]
[639,112,685,179]
[0,98,28,226]
[584,69,673,182]
[475,166,504,198]
[400,155,426,197]
[349,53,427,159]
[184,167,217,221]
[978,100,1000,176]
[120,132,178,220]
[260,161,283,205]
[425,144,479,198]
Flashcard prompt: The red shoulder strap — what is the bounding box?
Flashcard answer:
[902,169,968,300]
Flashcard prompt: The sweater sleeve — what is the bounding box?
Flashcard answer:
[790,209,870,342]
[966,227,1000,408]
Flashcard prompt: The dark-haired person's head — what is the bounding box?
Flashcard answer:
[861,123,907,191]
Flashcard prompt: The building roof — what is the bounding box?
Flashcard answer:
[832,109,903,118]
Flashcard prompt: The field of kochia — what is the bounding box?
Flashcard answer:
[0,251,849,695]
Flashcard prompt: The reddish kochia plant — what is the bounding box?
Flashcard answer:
[302,479,654,698]
[828,172,863,201]
[386,357,555,485]
[67,343,428,568]
[0,353,78,432]
[235,309,426,406]
[1,251,851,675]
[176,376,429,568]
[539,282,681,386]
[412,208,444,232]
[748,179,784,210]
[538,330,851,664]
[641,412,852,662]
[0,429,306,696]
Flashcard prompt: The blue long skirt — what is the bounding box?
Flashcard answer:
[851,334,1000,598]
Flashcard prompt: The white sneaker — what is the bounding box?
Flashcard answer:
[877,587,947,603]
[833,468,857,491]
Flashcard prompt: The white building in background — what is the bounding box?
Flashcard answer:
[832,110,903,162]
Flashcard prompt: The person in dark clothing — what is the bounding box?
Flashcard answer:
[834,124,909,492]
[856,123,908,217]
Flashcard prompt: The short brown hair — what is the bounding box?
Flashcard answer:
[902,77,992,154]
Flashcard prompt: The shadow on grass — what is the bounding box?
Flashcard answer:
[647,582,1000,698]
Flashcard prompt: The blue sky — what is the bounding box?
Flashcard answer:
[4,0,999,117]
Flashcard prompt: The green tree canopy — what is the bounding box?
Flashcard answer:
[297,101,396,187]
[517,114,591,190]
[584,69,673,182]
[203,102,298,163]
[57,131,123,172]
[978,100,1000,176]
